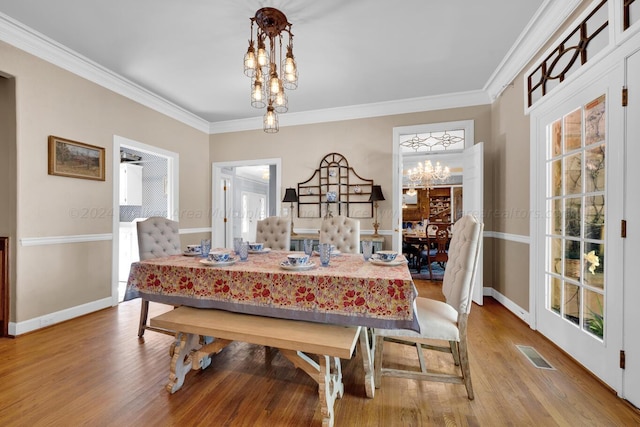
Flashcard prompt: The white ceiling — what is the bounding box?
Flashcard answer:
[0,1,578,133]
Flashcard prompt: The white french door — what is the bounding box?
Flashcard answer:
[241,191,265,242]
[463,141,484,305]
[622,48,640,408]
[533,67,624,390]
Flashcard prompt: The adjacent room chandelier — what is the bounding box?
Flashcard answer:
[405,160,451,195]
[243,7,298,133]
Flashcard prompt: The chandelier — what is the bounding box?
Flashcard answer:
[243,7,298,133]
[405,160,451,193]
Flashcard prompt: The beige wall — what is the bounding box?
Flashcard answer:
[488,73,531,307]
[1,41,210,323]
[209,105,495,276]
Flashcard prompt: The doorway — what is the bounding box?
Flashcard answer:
[392,121,484,305]
[111,135,179,304]
[212,159,281,249]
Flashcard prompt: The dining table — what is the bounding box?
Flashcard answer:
[124,249,418,398]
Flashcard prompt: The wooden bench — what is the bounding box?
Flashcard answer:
[151,306,361,427]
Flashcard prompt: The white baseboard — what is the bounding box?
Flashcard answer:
[483,286,531,325]
[9,297,114,336]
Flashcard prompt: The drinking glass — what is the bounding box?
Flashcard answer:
[303,239,314,256]
[239,241,249,261]
[319,243,332,267]
[362,240,373,261]
[200,239,211,258]
[233,237,243,255]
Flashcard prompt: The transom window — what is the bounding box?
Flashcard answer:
[399,129,466,154]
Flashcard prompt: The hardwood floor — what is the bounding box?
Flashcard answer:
[1,279,638,426]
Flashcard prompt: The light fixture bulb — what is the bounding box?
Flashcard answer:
[257,39,268,68]
[266,107,275,126]
[244,41,257,77]
[252,81,262,101]
[270,74,281,95]
[284,56,296,74]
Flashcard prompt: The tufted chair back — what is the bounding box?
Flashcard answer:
[441,214,484,315]
[256,216,291,250]
[136,217,182,260]
[319,215,360,254]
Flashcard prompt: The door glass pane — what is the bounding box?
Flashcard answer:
[551,159,562,197]
[551,119,562,156]
[552,199,563,234]
[584,290,604,339]
[585,95,606,145]
[584,241,604,290]
[564,108,582,151]
[585,145,605,192]
[550,237,562,274]
[550,276,561,314]
[565,153,582,194]
[545,94,606,341]
[564,282,580,325]
[565,197,582,238]
[584,195,605,240]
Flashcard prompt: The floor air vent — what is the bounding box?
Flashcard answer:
[516,345,555,370]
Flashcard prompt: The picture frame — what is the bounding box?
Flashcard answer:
[48,135,105,181]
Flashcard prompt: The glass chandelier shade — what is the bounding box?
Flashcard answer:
[264,101,279,133]
[244,8,298,133]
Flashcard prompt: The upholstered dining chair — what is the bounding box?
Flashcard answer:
[319,215,360,254]
[373,214,484,399]
[136,216,182,337]
[255,216,291,250]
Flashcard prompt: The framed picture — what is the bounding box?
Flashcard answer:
[48,136,105,181]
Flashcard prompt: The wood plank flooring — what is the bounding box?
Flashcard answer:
[0,279,638,426]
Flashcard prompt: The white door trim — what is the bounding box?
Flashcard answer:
[111,135,179,306]
[212,158,282,249]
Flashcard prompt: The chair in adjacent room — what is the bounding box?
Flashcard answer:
[319,215,361,254]
[255,216,291,250]
[373,214,484,399]
[136,216,182,337]
[419,225,450,279]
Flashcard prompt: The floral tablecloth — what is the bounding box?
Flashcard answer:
[124,250,419,331]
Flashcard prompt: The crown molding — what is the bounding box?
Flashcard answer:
[209,90,491,134]
[0,12,210,133]
[484,0,584,100]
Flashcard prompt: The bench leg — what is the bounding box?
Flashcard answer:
[166,333,232,394]
[359,327,375,398]
[167,332,200,393]
[280,350,343,427]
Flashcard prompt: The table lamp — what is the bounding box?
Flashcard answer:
[283,188,299,235]
[369,185,385,237]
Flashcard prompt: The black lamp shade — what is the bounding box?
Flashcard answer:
[283,188,298,203]
[369,185,385,202]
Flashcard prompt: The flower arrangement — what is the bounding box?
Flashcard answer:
[584,250,600,274]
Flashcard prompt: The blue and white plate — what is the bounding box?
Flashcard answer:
[280,261,316,271]
[368,257,407,267]
[199,258,237,267]
[249,247,272,254]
